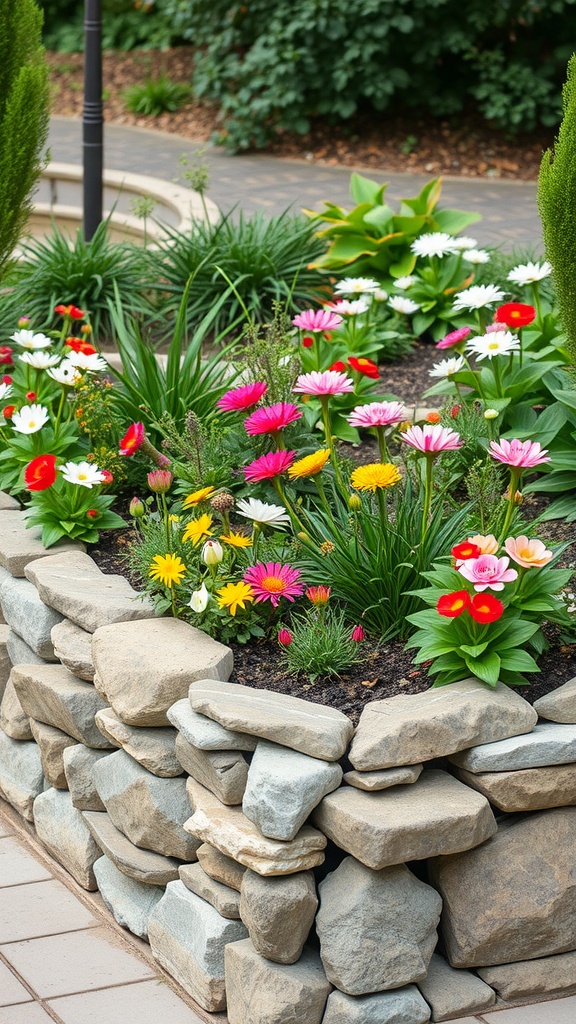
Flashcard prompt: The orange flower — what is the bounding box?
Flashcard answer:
[467,534,499,555]
[504,536,554,569]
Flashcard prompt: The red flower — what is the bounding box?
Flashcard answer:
[451,541,482,562]
[100,469,113,484]
[329,360,347,372]
[2,405,15,420]
[0,346,13,365]
[306,585,331,605]
[351,624,365,642]
[26,391,37,402]
[427,411,442,424]
[243,450,295,483]
[24,454,57,492]
[2,375,12,385]
[494,303,536,329]
[119,422,145,456]
[348,356,379,379]
[302,336,314,348]
[55,304,85,320]
[278,628,293,646]
[86,509,100,519]
[469,592,505,624]
[65,338,97,356]
[451,404,461,419]
[437,590,471,618]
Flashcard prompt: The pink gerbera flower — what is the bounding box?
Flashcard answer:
[244,561,304,607]
[217,381,268,412]
[458,554,518,592]
[436,326,472,350]
[293,370,355,397]
[401,423,463,454]
[489,438,550,469]
[244,402,302,436]
[292,309,343,332]
[244,450,295,482]
[348,401,406,429]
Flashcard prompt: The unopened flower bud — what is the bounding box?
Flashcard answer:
[426,411,441,424]
[86,509,99,519]
[504,488,523,505]
[278,628,293,647]
[189,582,209,613]
[351,624,365,642]
[484,408,499,420]
[129,496,145,518]
[210,492,235,514]
[147,469,173,494]
[302,335,314,348]
[100,469,113,484]
[451,404,461,419]
[17,316,31,328]
[2,405,15,420]
[80,324,92,336]
[202,540,223,566]
[306,586,331,605]
[26,391,37,402]
[348,494,362,511]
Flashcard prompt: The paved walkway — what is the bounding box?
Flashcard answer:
[47,117,542,250]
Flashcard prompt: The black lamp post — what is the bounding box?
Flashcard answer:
[83,0,103,240]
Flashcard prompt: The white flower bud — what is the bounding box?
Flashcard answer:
[202,540,223,566]
[189,582,209,613]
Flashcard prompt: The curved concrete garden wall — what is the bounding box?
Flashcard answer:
[2,499,576,1022]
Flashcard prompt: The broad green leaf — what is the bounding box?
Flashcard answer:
[460,642,489,658]
[349,172,386,205]
[466,651,501,685]
[389,251,417,277]
[432,209,481,233]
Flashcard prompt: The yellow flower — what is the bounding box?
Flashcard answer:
[351,462,401,492]
[182,513,213,546]
[288,449,331,479]
[183,486,216,509]
[149,553,187,588]
[221,531,252,549]
[217,581,255,616]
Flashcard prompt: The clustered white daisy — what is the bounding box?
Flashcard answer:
[411,232,459,259]
[11,403,50,434]
[428,355,466,379]
[333,277,381,297]
[329,298,371,316]
[393,275,418,290]
[47,361,82,386]
[9,330,52,350]
[59,461,106,488]
[507,260,552,286]
[450,236,478,251]
[19,351,60,369]
[388,295,420,315]
[467,330,521,361]
[452,284,505,312]
[0,381,12,402]
[463,249,490,265]
[67,351,108,373]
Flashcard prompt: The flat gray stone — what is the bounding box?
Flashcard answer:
[5,629,45,666]
[51,618,94,680]
[317,857,441,995]
[225,939,331,1024]
[418,953,495,1021]
[148,879,247,1012]
[0,624,10,701]
[93,855,164,939]
[240,868,317,964]
[344,764,423,791]
[0,509,83,577]
[96,707,182,778]
[11,663,112,748]
[535,678,576,723]
[0,565,9,624]
[0,674,32,740]
[478,950,576,1001]
[0,491,19,510]
[349,679,538,771]
[25,550,154,632]
[450,721,576,772]
[313,769,496,870]
[189,679,354,761]
[197,843,246,891]
[454,762,576,812]
[34,787,101,889]
[179,862,241,919]
[63,745,109,811]
[92,748,199,860]
[0,730,44,820]
[175,733,246,804]
[0,574,62,659]
[82,809,183,885]
[29,718,78,789]
[322,987,431,1024]
[168,697,256,751]
[93,620,233,726]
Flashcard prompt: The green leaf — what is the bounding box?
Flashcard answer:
[389,250,417,278]
[432,209,481,234]
[466,651,501,686]
[349,172,385,206]
[460,642,489,658]
[499,650,540,672]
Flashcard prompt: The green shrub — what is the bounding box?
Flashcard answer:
[124,75,191,116]
[40,0,177,52]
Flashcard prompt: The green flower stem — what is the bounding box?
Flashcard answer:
[376,487,388,532]
[319,395,347,497]
[421,455,435,545]
[375,426,388,462]
[314,476,338,531]
[160,493,172,553]
[272,477,306,534]
[498,468,522,543]
[53,387,67,439]
[491,356,504,398]
[251,522,261,563]
[531,282,543,325]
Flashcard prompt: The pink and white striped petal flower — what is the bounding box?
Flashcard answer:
[458,554,518,592]
[489,438,550,469]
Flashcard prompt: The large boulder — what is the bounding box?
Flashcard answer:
[417,953,495,1021]
[322,988,431,1024]
[93,855,164,939]
[453,762,576,813]
[534,677,576,723]
[0,510,82,577]
[478,950,576,1001]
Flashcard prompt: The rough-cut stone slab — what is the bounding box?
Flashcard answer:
[189,679,354,761]
[0,565,9,624]
[0,490,19,510]
[0,730,44,820]
[6,629,45,666]
[51,619,94,680]
[240,868,317,964]
[478,950,576,1001]
[63,745,109,810]
[175,733,247,804]
[11,663,111,748]
[93,620,233,726]
[429,807,576,967]
[25,550,154,632]
[0,674,32,739]
[0,510,83,577]
[82,810,182,885]
[454,762,576,812]
[344,764,423,791]
[225,939,331,1024]
[197,843,246,891]
[185,777,326,876]
[313,769,496,870]
[242,740,342,841]
[317,857,441,995]
[168,697,256,751]
[148,879,247,1011]
[179,862,241,919]
[534,677,576,723]
[34,788,100,890]
[29,718,78,789]
[322,987,431,1024]
[0,575,62,659]
[349,679,537,770]
[92,749,198,860]
[96,707,182,778]
[93,855,164,939]
[418,953,495,1021]
[450,721,576,772]
[0,624,10,700]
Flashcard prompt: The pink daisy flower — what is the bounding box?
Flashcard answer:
[436,326,472,350]
[348,401,406,429]
[217,381,268,412]
[489,438,550,469]
[458,554,518,592]
[293,370,355,397]
[292,309,343,332]
[244,450,295,482]
[244,561,304,607]
[401,424,463,454]
[244,402,302,436]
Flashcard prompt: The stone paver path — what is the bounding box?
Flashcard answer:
[48,117,542,250]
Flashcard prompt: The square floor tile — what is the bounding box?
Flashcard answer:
[0,879,98,943]
[0,960,33,1006]
[1,927,154,998]
[49,979,207,1024]
[482,995,576,1023]
[0,838,52,888]
[0,816,14,839]
[0,1006,56,1024]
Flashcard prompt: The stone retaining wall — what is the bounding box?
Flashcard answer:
[2,502,576,1022]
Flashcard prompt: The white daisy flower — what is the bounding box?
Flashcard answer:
[66,351,108,373]
[452,284,505,312]
[11,403,49,434]
[450,236,478,251]
[60,460,105,488]
[9,330,52,350]
[411,232,459,259]
[47,360,82,386]
[19,351,60,369]
[467,330,521,361]
[428,355,466,378]
[372,288,388,302]
[507,260,552,285]
[0,381,12,402]
[329,298,370,315]
[393,275,418,290]
[236,497,290,527]
[388,295,420,315]
[463,249,490,265]
[333,277,380,296]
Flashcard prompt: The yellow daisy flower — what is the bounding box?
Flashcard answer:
[350,462,401,492]
[149,553,187,588]
[182,513,213,545]
[221,531,252,549]
[287,449,331,479]
[183,486,216,509]
[217,581,255,616]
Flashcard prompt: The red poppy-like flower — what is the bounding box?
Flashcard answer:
[26,391,37,402]
[469,592,505,624]
[65,337,97,356]
[2,375,12,385]
[2,405,15,420]
[55,304,85,320]
[348,356,379,379]
[306,585,331,605]
[24,454,58,491]
[302,336,314,349]
[243,450,295,483]
[452,541,482,563]
[351,624,365,642]
[100,469,113,484]
[0,346,13,365]
[494,303,536,329]
[278,628,293,646]
[119,422,145,456]
[329,361,347,372]
[86,509,100,519]
[436,590,471,618]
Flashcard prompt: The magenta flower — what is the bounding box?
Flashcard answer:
[217,381,268,412]
[401,423,463,454]
[292,309,343,332]
[489,438,551,469]
[244,561,304,607]
[436,326,472,350]
[348,400,406,429]
[293,370,355,397]
[458,554,518,592]
[244,450,295,483]
[244,402,302,436]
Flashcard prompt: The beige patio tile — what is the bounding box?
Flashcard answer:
[0,814,14,839]
[0,879,98,943]
[482,995,576,1023]
[0,960,33,1006]
[0,1006,55,1024]
[0,837,52,888]
[49,978,208,1024]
